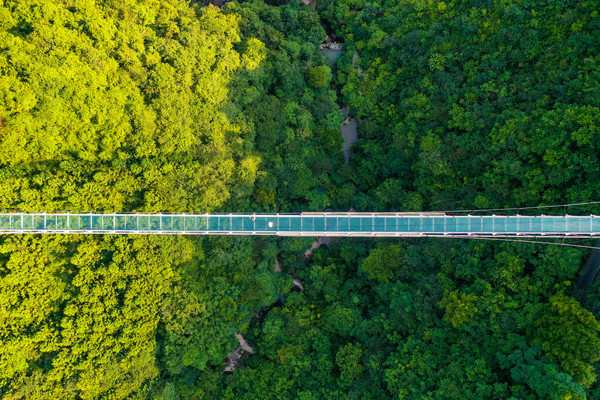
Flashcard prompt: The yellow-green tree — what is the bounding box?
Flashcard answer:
[531,294,600,387]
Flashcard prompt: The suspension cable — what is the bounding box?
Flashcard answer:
[443,235,600,250]
[440,200,600,215]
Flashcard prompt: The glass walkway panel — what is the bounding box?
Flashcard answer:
[0,212,598,237]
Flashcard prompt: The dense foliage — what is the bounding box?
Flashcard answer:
[214,239,598,399]
[0,0,335,397]
[321,0,600,211]
[1,0,600,399]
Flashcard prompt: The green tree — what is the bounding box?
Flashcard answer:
[360,244,405,283]
[335,343,363,388]
[307,65,332,88]
[439,289,478,329]
[531,294,600,387]
[498,341,586,400]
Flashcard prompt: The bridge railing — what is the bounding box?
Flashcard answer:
[0,212,599,237]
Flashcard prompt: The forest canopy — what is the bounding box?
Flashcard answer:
[0,0,340,213]
[320,0,600,212]
[0,0,337,397]
[1,0,600,399]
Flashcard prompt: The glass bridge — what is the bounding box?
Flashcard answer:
[0,212,598,237]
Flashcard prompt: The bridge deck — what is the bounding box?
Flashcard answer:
[0,212,598,237]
